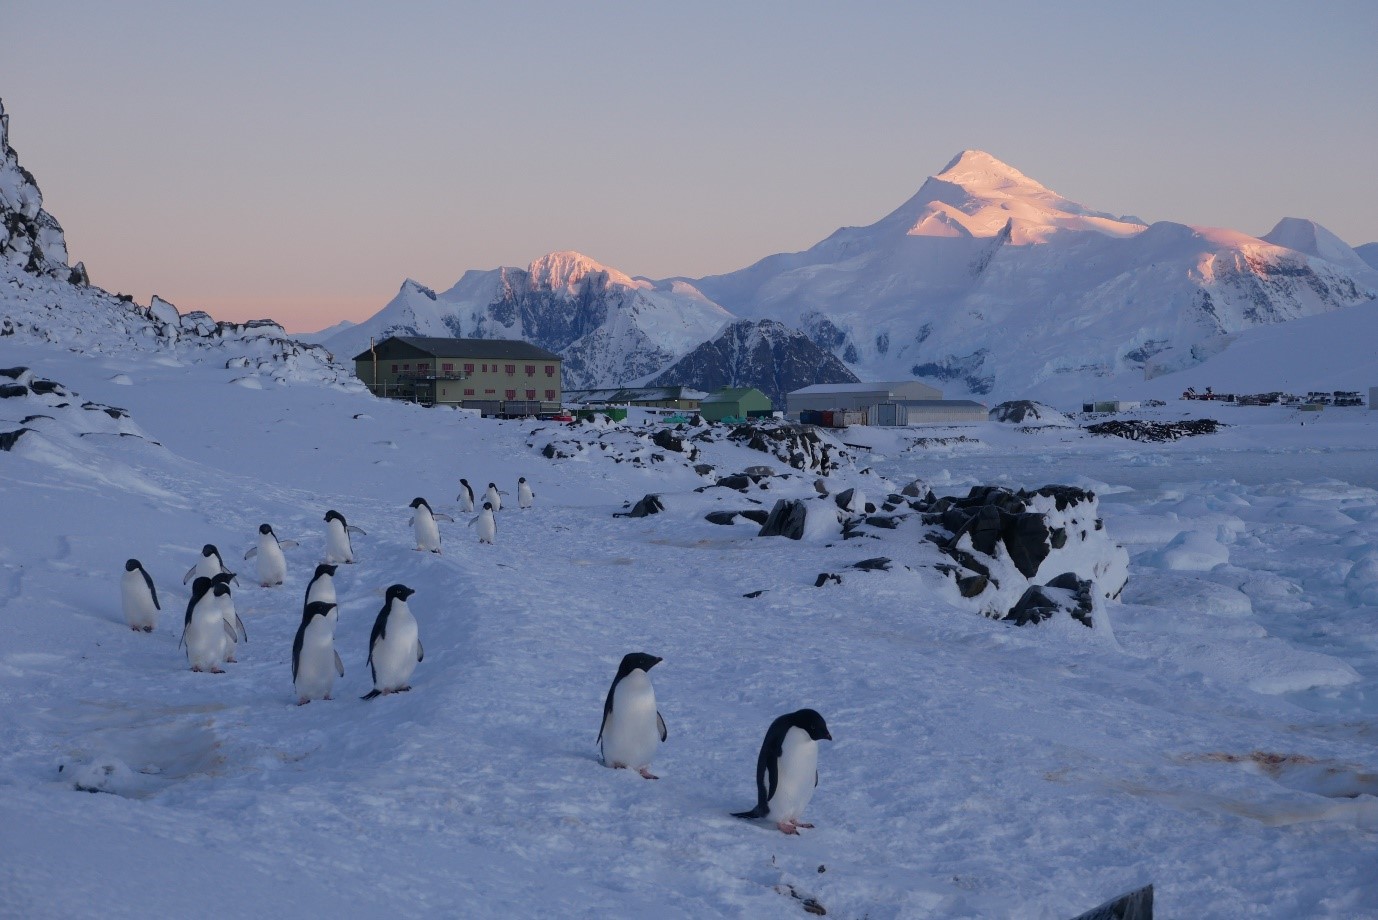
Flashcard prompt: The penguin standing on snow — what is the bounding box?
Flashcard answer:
[362,584,424,700]
[292,601,344,704]
[456,478,475,513]
[517,477,535,510]
[469,501,497,545]
[597,652,667,780]
[211,571,247,662]
[245,523,297,587]
[483,482,503,513]
[304,563,337,608]
[408,497,452,553]
[732,709,833,835]
[121,559,160,632]
[181,577,237,673]
[323,510,365,564]
[183,544,230,584]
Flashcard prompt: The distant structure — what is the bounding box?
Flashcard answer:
[565,386,707,411]
[1083,399,1142,413]
[787,381,986,426]
[700,387,773,422]
[354,336,561,415]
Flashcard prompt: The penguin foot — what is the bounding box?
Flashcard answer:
[142,626,153,633]
[794,822,815,829]
[209,666,225,674]
[225,655,237,663]
[777,821,802,835]
[397,686,411,692]
[637,767,660,780]
[297,698,310,706]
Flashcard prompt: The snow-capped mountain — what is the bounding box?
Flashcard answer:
[0,99,353,387]
[646,319,859,405]
[1356,242,1378,272]
[690,150,1378,398]
[320,252,735,389]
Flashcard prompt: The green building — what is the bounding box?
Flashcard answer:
[699,387,773,422]
[354,336,562,415]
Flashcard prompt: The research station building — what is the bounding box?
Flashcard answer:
[355,336,562,415]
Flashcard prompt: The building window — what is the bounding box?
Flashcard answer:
[505,364,515,375]
[545,365,555,377]
[463,363,473,374]
[545,389,556,401]
[442,363,454,374]
[525,365,535,376]
[464,388,474,396]
[418,363,430,374]
[402,364,410,372]
[391,364,398,373]
[481,364,487,373]
[525,389,536,400]
[485,388,495,395]
[505,389,516,399]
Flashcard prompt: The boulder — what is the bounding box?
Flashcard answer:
[759,499,809,540]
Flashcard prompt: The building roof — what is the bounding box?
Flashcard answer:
[702,387,768,403]
[353,336,560,362]
[898,400,987,409]
[789,380,939,396]
[565,386,708,404]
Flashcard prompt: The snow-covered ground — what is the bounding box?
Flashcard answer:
[3,347,1377,918]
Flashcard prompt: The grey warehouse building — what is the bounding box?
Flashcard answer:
[787,381,987,426]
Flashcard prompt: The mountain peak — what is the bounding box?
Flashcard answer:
[526,250,636,291]
[934,150,1047,195]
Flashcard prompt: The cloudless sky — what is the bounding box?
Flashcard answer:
[4,0,1376,332]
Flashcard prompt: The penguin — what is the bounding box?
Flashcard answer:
[517,477,535,510]
[323,510,365,564]
[183,544,229,584]
[211,571,248,662]
[292,601,344,705]
[732,709,833,835]
[244,523,297,587]
[469,501,497,545]
[597,652,667,780]
[483,482,503,512]
[304,563,338,608]
[408,497,452,553]
[181,577,238,673]
[362,584,424,700]
[121,559,160,632]
[456,478,475,513]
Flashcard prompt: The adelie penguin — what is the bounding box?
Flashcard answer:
[597,652,667,780]
[292,601,344,705]
[408,497,452,554]
[732,709,832,835]
[362,584,424,700]
[517,477,535,510]
[244,523,297,587]
[304,563,337,608]
[180,576,238,673]
[323,510,365,564]
[121,559,160,632]
[455,478,475,513]
[483,482,503,513]
[469,501,497,545]
[211,571,248,662]
[183,544,230,585]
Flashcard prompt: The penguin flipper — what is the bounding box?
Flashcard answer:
[361,689,382,701]
[408,516,415,526]
[222,620,239,642]
[244,547,258,560]
[416,639,425,662]
[347,525,367,535]
[334,650,345,677]
[433,514,455,523]
[183,565,197,585]
[657,711,668,742]
[278,540,299,549]
[234,613,248,642]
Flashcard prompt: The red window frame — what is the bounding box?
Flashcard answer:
[544,389,556,401]
[544,365,555,377]
[463,388,474,396]
[504,389,516,399]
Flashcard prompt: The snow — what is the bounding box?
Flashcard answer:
[4,337,1378,917]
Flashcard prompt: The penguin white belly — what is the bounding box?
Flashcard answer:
[413,512,441,552]
[518,483,534,509]
[295,616,340,701]
[218,593,241,661]
[458,491,474,513]
[767,727,819,822]
[306,577,336,608]
[601,671,660,769]
[195,556,223,581]
[476,511,496,544]
[371,608,420,690]
[257,537,287,586]
[324,521,353,564]
[185,605,228,671]
[485,488,502,512]
[121,571,158,630]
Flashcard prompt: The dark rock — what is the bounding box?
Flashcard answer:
[743,590,764,599]
[0,383,27,398]
[705,511,739,525]
[616,494,664,518]
[651,428,685,452]
[739,509,770,525]
[864,502,876,514]
[0,367,28,379]
[834,488,858,512]
[744,465,775,477]
[814,573,842,587]
[0,428,33,451]
[1004,574,1094,627]
[694,463,716,476]
[852,557,891,572]
[716,474,753,491]
[29,379,63,395]
[1086,419,1222,441]
[1068,883,1153,920]
[1002,512,1052,579]
[813,478,828,496]
[864,516,900,529]
[759,499,810,539]
[956,574,989,598]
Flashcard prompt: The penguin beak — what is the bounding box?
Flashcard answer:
[821,729,833,741]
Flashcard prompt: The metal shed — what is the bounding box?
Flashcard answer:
[699,387,773,422]
[787,380,942,417]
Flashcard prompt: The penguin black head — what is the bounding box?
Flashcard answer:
[616,652,662,678]
[519,476,527,483]
[313,563,338,579]
[488,482,497,489]
[191,575,213,596]
[787,708,832,742]
[210,571,236,588]
[325,510,345,524]
[201,544,219,558]
[460,478,470,485]
[409,497,430,510]
[303,600,337,621]
[211,583,232,598]
[258,523,274,536]
[125,559,142,572]
[384,584,415,603]
[482,501,492,511]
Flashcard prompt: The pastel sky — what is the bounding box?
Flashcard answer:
[4,1,1376,332]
